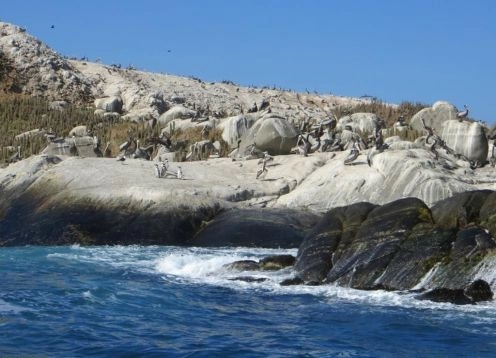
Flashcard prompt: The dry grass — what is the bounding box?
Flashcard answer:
[0,92,230,163]
[334,99,428,127]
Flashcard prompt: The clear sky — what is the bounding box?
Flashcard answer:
[2,0,495,124]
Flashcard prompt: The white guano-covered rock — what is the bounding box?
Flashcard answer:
[248,113,299,155]
[337,113,379,133]
[410,101,458,133]
[94,96,123,113]
[68,125,88,137]
[219,114,258,147]
[441,120,488,162]
[158,105,197,125]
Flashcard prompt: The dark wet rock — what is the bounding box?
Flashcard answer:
[417,288,474,305]
[295,202,377,284]
[431,190,493,229]
[424,226,496,289]
[480,191,496,238]
[327,197,432,289]
[465,279,493,302]
[223,260,260,271]
[259,255,295,270]
[224,255,296,272]
[0,187,222,246]
[228,276,268,283]
[417,280,493,305]
[451,226,496,260]
[372,226,456,290]
[190,208,321,248]
[280,277,304,286]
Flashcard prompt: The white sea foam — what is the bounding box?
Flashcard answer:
[0,298,32,313]
[45,245,496,313]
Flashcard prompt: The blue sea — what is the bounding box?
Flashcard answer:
[1,245,496,357]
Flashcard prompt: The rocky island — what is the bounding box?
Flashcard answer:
[1,21,496,304]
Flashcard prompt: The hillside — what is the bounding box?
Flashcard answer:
[0,21,431,164]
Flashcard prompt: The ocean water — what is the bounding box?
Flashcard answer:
[1,245,496,357]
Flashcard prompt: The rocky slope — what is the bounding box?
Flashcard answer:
[0,21,368,124]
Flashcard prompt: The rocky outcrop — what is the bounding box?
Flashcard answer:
[94,96,123,113]
[336,112,379,133]
[190,208,320,248]
[410,101,458,133]
[0,22,93,103]
[410,101,488,163]
[158,105,197,125]
[440,120,488,163]
[219,114,258,147]
[223,255,296,271]
[240,113,299,155]
[293,191,496,298]
[417,279,493,305]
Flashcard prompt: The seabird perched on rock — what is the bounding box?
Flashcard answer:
[344,138,360,165]
[69,136,79,156]
[9,145,21,163]
[103,142,112,158]
[177,166,184,179]
[256,158,268,179]
[293,134,311,156]
[258,151,273,164]
[133,139,152,160]
[457,105,469,122]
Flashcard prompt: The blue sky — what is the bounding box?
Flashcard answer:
[2,1,495,124]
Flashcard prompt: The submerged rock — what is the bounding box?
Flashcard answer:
[259,255,295,270]
[228,276,268,283]
[224,255,296,272]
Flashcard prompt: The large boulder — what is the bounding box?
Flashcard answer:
[410,101,458,134]
[409,101,487,162]
[417,279,493,304]
[326,197,433,289]
[244,113,299,155]
[220,114,258,147]
[190,208,321,248]
[94,96,123,113]
[295,202,377,283]
[158,105,196,125]
[431,190,494,229]
[440,120,488,163]
[42,136,98,157]
[336,113,379,133]
[68,125,88,137]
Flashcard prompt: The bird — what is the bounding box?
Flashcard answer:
[456,105,469,122]
[258,152,273,164]
[133,139,151,160]
[177,166,184,179]
[9,146,22,163]
[256,158,268,179]
[344,138,360,165]
[116,154,126,162]
[103,142,111,158]
[310,136,321,153]
[50,25,55,29]
[69,136,79,156]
